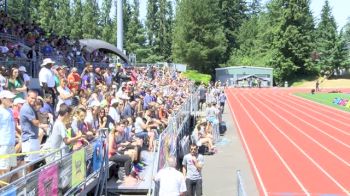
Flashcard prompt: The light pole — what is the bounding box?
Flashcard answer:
[117,0,123,51]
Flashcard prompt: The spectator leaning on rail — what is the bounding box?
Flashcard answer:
[154,156,187,196]
[45,103,87,162]
[19,90,40,172]
[0,90,17,183]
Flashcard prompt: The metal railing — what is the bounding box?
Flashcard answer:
[237,170,247,196]
[0,33,30,46]
[0,129,109,196]
[0,58,40,77]
[150,85,199,196]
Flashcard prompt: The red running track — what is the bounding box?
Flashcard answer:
[226,88,350,196]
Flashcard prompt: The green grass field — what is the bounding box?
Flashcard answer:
[294,92,350,112]
[181,70,211,85]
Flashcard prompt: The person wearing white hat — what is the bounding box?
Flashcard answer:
[18,66,31,86]
[0,90,17,178]
[12,97,26,125]
[38,58,56,104]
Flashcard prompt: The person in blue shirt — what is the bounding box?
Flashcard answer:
[0,90,17,179]
[20,90,40,172]
[218,91,226,113]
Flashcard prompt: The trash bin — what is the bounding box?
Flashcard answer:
[284,81,288,87]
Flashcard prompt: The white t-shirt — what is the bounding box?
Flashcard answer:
[47,120,68,154]
[134,117,144,134]
[108,107,120,123]
[56,86,72,112]
[39,67,55,87]
[154,167,187,196]
[0,46,9,53]
[23,73,31,83]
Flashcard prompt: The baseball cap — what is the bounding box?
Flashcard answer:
[13,97,26,105]
[18,66,27,72]
[0,90,16,99]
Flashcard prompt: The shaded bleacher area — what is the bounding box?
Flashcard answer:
[1,11,111,78]
[0,11,228,196]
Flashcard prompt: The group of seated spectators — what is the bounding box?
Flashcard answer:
[193,82,227,154]
[0,56,195,186]
[0,11,109,69]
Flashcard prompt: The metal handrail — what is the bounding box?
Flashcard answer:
[0,33,28,45]
[0,147,63,180]
[147,133,162,196]
[149,86,199,196]
[237,170,247,196]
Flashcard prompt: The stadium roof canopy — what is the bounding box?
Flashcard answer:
[79,39,129,64]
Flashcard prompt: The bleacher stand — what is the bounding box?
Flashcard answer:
[0,10,227,196]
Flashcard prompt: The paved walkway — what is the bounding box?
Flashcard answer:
[202,105,259,196]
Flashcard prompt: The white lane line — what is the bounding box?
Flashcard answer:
[290,93,350,119]
[259,93,350,148]
[262,93,350,136]
[225,89,268,196]
[279,94,350,128]
[243,93,350,195]
[249,93,350,167]
[227,90,310,196]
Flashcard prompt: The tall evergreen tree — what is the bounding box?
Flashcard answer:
[172,0,227,75]
[145,0,174,62]
[82,0,100,39]
[125,0,149,62]
[101,0,112,25]
[158,0,173,61]
[7,0,27,21]
[316,0,347,75]
[55,0,71,36]
[249,0,262,16]
[266,0,316,84]
[341,18,350,63]
[123,0,132,47]
[225,0,266,67]
[71,0,84,39]
[227,14,264,66]
[28,0,41,22]
[146,0,158,48]
[37,0,56,34]
[342,18,350,43]
[218,0,249,61]
[101,0,115,43]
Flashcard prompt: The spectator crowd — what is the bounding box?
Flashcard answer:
[0,10,229,196]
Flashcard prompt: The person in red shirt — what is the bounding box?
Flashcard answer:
[67,67,81,92]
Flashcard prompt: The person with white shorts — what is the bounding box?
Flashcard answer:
[20,90,41,168]
[0,90,17,183]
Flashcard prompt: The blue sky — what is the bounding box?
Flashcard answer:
[310,0,349,30]
[138,0,349,30]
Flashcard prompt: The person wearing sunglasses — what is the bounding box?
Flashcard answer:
[182,144,204,196]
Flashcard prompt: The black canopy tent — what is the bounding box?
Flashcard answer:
[79,39,130,64]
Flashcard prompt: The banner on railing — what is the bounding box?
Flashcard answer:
[38,164,59,196]
[71,149,86,187]
[0,138,105,196]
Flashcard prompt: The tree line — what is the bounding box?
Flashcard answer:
[7,0,350,84]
